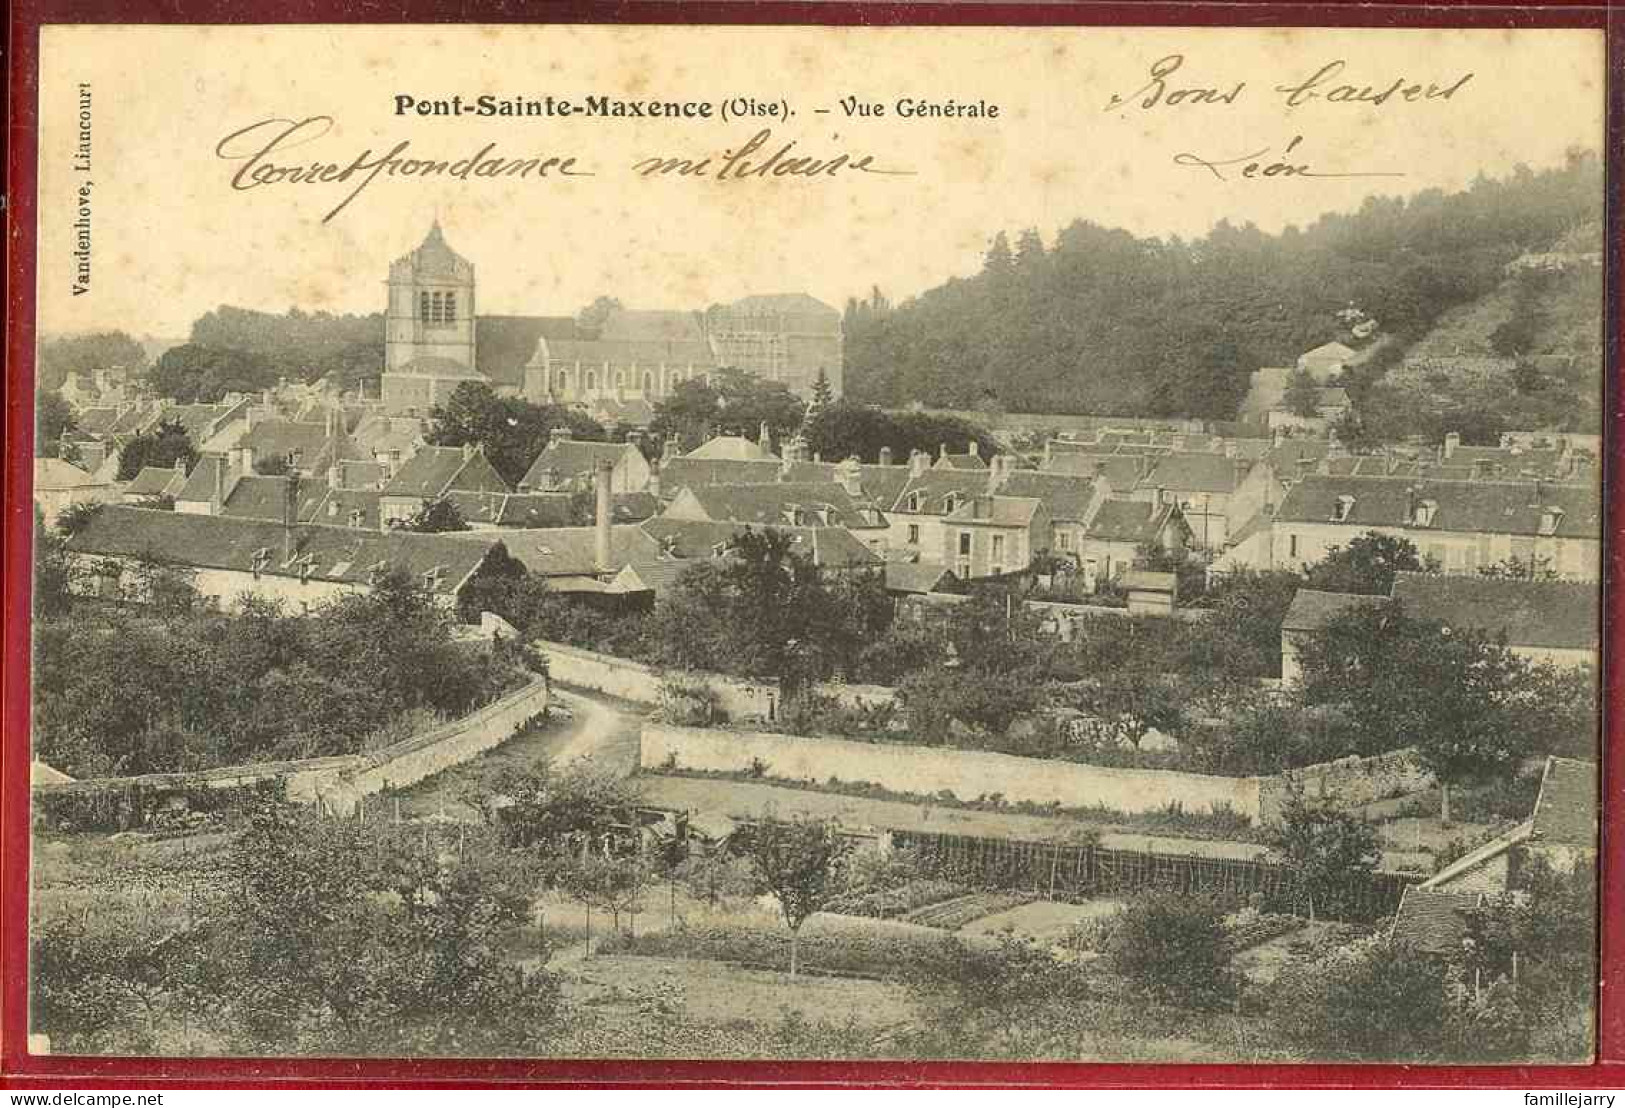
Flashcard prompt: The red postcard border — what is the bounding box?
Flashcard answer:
[4,0,1621,1088]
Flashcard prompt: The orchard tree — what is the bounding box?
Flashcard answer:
[743,817,851,978]
[1266,785,1382,920]
[1304,531,1429,595]
[1104,891,1235,1009]
[116,419,198,481]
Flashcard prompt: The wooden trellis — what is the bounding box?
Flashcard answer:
[892,829,1413,923]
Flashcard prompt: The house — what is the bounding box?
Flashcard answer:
[121,463,189,504]
[349,413,427,476]
[1389,887,1482,956]
[1134,452,1254,551]
[63,504,503,614]
[1272,475,1601,581]
[660,481,890,553]
[445,490,577,530]
[1390,573,1598,670]
[641,517,884,576]
[991,468,1111,560]
[1072,499,1189,592]
[1527,756,1598,874]
[883,562,960,598]
[1297,341,1358,380]
[453,524,664,595]
[1266,387,1353,435]
[932,443,988,472]
[1420,821,1535,896]
[655,456,784,499]
[885,451,993,562]
[379,443,510,527]
[232,411,368,478]
[173,455,241,516]
[34,457,115,526]
[1279,588,1391,684]
[940,495,1049,580]
[518,431,651,495]
[685,432,777,462]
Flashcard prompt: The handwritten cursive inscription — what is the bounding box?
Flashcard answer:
[215,116,592,223]
[632,128,914,180]
[1107,54,1472,112]
[1173,135,1405,183]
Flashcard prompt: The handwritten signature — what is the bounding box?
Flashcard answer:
[1173,136,1405,183]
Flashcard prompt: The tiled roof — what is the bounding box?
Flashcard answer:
[1282,589,1390,633]
[683,481,887,530]
[544,338,715,367]
[64,505,498,597]
[335,460,389,489]
[1420,821,1532,891]
[935,452,988,471]
[720,293,838,317]
[1391,573,1598,652]
[944,495,1042,528]
[1043,452,1148,491]
[445,490,575,530]
[657,457,783,493]
[1274,475,1600,540]
[608,559,698,598]
[1531,757,1598,848]
[640,517,882,570]
[686,435,775,461]
[447,524,661,578]
[1085,499,1173,544]
[123,466,185,497]
[1389,887,1480,954]
[995,471,1100,523]
[220,475,300,522]
[885,562,957,594]
[1142,453,1249,495]
[519,440,637,489]
[891,470,991,516]
[300,489,384,531]
[175,456,237,506]
[382,446,509,499]
[35,458,104,490]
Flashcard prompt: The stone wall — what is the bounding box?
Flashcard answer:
[641,722,1262,821]
[537,640,895,720]
[641,725,1435,828]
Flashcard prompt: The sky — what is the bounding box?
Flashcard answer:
[35,24,1605,342]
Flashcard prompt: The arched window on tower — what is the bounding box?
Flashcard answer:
[585,370,598,392]
[430,291,445,325]
[419,291,432,324]
[443,292,457,324]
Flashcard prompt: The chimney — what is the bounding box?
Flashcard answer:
[938,442,948,462]
[968,441,979,459]
[909,449,931,478]
[1443,431,1460,460]
[812,451,822,464]
[1043,439,1054,468]
[878,446,893,467]
[836,457,863,496]
[173,455,187,474]
[594,460,614,572]
[759,421,772,450]
[244,406,255,433]
[326,406,341,441]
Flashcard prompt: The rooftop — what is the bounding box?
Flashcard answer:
[1391,572,1598,653]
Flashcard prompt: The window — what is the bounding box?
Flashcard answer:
[585,370,598,392]
[1332,495,1355,522]
[615,371,625,390]
[1288,534,1299,559]
[643,372,654,393]
[956,558,971,579]
[906,491,924,513]
[1057,531,1072,552]
[943,493,961,514]
[1413,499,1438,527]
[419,291,432,323]
[992,534,1006,561]
[1539,507,1564,536]
[907,524,920,545]
[958,531,972,557]
[442,292,456,324]
[555,370,569,392]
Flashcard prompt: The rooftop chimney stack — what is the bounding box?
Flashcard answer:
[879,446,893,467]
[968,441,979,458]
[594,460,614,573]
[1444,431,1461,460]
[213,458,227,515]
[909,449,931,478]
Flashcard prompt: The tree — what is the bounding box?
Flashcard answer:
[743,817,851,978]
[1297,604,1534,823]
[809,366,835,413]
[253,455,292,477]
[116,419,198,480]
[1304,531,1427,595]
[574,296,623,338]
[648,368,806,453]
[36,391,78,458]
[146,343,280,403]
[1283,368,1323,418]
[1269,934,1451,1061]
[33,507,77,619]
[36,330,147,393]
[425,381,605,487]
[402,497,469,533]
[1266,784,1381,919]
[1103,891,1235,1009]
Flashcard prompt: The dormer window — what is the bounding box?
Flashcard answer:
[1539,506,1564,536]
[1413,499,1438,527]
[906,491,925,513]
[421,566,445,591]
[1332,495,1355,523]
[942,492,961,514]
[250,546,271,579]
[349,509,365,528]
[814,506,834,526]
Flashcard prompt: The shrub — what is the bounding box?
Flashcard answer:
[657,675,726,726]
[1103,891,1237,1009]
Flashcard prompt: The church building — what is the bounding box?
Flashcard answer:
[378,221,844,422]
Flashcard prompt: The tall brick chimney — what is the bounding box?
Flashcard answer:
[594,460,614,573]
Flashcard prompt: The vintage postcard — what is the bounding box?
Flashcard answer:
[24,22,1605,1066]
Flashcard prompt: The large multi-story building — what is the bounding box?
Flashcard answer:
[377,222,843,420]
